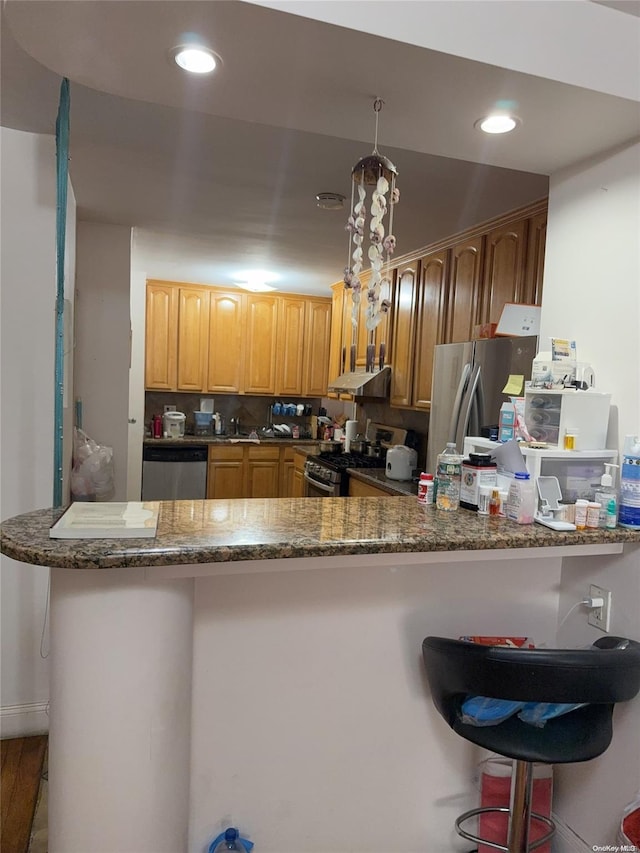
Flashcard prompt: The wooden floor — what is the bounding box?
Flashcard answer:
[1,736,47,853]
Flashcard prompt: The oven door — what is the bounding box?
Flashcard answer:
[303,470,341,497]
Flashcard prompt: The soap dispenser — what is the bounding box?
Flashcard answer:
[594,463,619,529]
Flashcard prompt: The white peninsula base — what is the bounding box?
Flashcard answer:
[46,544,623,853]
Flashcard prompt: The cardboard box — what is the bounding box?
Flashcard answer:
[473,322,498,339]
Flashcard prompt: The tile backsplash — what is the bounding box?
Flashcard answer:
[145,392,429,466]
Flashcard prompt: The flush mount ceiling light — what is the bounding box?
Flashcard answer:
[316,192,346,210]
[233,270,278,293]
[475,114,521,134]
[171,44,219,74]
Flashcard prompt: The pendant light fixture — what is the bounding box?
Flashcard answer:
[343,98,399,373]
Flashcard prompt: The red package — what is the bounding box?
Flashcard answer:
[459,636,536,648]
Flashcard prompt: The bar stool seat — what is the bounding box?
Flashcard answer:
[422,635,640,852]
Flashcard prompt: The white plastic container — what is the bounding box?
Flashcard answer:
[505,472,535,524]
[574,499,589,530]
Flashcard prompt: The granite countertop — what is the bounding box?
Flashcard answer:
[348,468,419,497]
[1,498,638,570]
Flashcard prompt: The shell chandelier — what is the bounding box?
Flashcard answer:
[344,98,399,372]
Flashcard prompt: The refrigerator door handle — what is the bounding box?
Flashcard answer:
[454,363,482,451]
[474,367,486,435]
[448,362,472,443]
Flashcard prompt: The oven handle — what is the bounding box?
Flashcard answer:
[303,471,338,495]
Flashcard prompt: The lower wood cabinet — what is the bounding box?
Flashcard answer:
[348,478,390,497]
[206,446,245,500]
[207,444,312,499]
[291,450,307,498]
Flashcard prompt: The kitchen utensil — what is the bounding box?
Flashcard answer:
[367,442,384,459]
[162,411,186,438]
[349,437,370,455]
[318,440,341,454]
[386,445,418,480]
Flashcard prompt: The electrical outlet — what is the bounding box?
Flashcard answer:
[588,584,612,632]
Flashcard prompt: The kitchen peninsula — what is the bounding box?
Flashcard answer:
[2,500,638,853]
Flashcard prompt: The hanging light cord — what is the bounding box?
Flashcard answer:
[372,97,384,154]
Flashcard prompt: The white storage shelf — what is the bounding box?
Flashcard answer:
[464,437,619,501]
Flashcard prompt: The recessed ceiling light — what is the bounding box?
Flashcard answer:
[475,115,521,134]
[171,45,219,74]
[316,192,346,210]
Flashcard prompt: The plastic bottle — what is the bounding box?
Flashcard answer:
[619,435,640,529]
[594,463,619,528]
[586,501,601,529]
[574,499,589,530]
[417,473,435,505]
[505,472,535,524]
[435,442,463,511]
[605,497,617,529]
[208,827,254,853]
[152,414,162,438]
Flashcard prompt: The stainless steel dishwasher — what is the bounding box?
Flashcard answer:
[142,444,208,500]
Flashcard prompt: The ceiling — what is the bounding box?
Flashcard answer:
[2,1,638,296]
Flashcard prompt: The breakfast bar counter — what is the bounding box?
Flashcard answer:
[2,496,638,570]
[2,500,638,853]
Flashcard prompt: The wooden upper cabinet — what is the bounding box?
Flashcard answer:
[389,262,419,408]
[207,291,246,394]
[304,299,332,397]
[481,219,527,325]
[244,294,279,395]
[145,282,178,389]
[176,287,209,391]
[444,235,484,344]
[412,250,449,409]
[327,284,346,396]
[523,211,547,306]
[277,297,306,396]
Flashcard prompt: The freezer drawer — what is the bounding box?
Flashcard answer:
[142,445,208,500]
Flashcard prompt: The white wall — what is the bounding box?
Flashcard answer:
[542,141,640,846]
[0,127,76,736]
[249,0,640,101]
[127,231,148,500]
[74,222,132,501]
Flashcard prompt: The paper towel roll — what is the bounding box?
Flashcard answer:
[344,420,358,452]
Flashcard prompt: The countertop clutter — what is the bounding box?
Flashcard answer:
[1,498,638,570]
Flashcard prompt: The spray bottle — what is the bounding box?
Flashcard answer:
[594,463,619,529]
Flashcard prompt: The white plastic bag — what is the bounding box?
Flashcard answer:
[71,427,114,501]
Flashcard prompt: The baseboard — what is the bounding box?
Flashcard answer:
[551,813,591,853]
[0,702,49,738]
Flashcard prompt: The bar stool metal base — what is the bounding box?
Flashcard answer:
[455,806,555,852]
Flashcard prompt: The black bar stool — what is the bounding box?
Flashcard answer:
[422,635,640,853]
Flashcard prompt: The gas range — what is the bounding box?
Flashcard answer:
[304,452,384,496]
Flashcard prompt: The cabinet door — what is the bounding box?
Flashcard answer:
[279,446,296,497]
[177,287,209,391]
[291,450,307,497]
[412,250,448,409]
[247,446,280,498]
[207,446,245,499]
[244,295,279,395]
[348,478,388,497]
[482,219,527,325]
[277,297,306,396]
[523,211,547,306]
[389,262,419,408]
[207,292,246,394]
[327,284,346,398]
[445,236,484,344]
[145,283,178,389]
[304,299,332,397]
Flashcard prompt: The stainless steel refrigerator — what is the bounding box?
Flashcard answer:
[426,335,538,472]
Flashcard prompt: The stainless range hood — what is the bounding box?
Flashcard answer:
[327,366,391,397]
